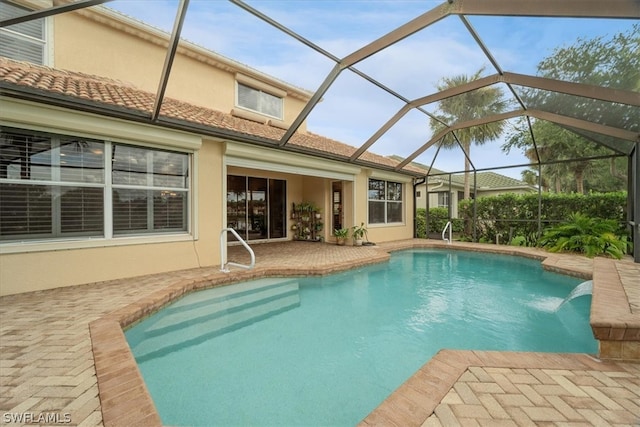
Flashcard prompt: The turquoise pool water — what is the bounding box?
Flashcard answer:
[125,249,597,426]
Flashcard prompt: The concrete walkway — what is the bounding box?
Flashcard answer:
[0,240,638,426]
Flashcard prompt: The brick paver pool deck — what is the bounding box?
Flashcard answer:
[1,240,638,426]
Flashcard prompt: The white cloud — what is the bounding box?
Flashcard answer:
[107,1,627,180]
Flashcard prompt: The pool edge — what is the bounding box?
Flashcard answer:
[89,240,639,426]
[91,251,391,426]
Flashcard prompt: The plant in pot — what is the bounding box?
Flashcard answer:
[334,228,349,246]
[352,222,367,246]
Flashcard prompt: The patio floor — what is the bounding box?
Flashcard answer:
[0,240,638,426]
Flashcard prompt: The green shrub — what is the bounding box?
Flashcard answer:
[510,236,527,246]
[416,208,463,238]
[457,191,627,245]
[539,213,631,259]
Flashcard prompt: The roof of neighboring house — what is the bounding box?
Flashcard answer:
[0,58,424,176]
[472,171,534,190]
[388,155,535,191]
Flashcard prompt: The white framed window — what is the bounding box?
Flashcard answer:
[237,82,283,120]
[0,127,190,242]
[437,191,450,208]
[368,178,403,224]
[112,144,189,235]
[0,2,47,65]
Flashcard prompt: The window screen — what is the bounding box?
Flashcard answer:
[237,83,283,119]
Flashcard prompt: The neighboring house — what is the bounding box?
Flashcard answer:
[0,2,424,296]
[389,156,536,218]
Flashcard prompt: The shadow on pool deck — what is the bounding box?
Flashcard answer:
[1,239,639,426]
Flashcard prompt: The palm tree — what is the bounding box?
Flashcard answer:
[429,68,508,199]
[505,119,611,194]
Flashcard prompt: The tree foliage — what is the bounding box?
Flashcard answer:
[502,24,638,193]
[429,68,509,200]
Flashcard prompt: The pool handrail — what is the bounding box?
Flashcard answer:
[220,228,255,272]
[442,221,452,244]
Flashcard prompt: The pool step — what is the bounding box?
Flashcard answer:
[128,278,300,361]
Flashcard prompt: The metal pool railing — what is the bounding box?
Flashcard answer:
[220,228,255,272]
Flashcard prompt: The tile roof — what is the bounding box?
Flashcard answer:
[0,58,423,175]
[473,171,532,189]
[388,155,534,190]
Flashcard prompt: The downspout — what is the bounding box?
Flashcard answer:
[448,174,453,228]
[413,177,426,238]
[537,162,543,238]
[426,179,444,239]
[472,170,478,242]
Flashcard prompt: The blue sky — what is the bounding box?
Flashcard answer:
[108,0,636,178]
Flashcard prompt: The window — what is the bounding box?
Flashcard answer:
[438,191,450,208]
[0,128,190,242]
[112,144,189,235]
[0,2,47,65]
[237,83,283,119]
[458,191,475,201]
[368,178,403,224]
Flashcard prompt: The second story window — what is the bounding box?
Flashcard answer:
[237,82,283,120]
[0,2,47,65]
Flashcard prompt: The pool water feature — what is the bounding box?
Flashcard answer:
[126,249,597,426]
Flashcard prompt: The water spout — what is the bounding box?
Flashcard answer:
[555,280,593,312]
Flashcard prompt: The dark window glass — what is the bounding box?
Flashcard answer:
[367,179,403,224]
[0,129,105,240]
[0,129,189,242]
[227,175,286,241]
[112,145,188,235]
[269,179,286,239]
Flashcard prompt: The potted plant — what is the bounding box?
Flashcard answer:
[334,228,349,246]
[351,222,367,246]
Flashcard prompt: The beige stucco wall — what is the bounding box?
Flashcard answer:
[53,13,163,93]
[355,171,415,244]
[52,10,308,129]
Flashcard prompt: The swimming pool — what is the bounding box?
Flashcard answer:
[125,249,597,426]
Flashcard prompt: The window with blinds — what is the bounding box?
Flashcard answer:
[0,128,190,242]
[368,178,403,224]
[237,83,283,119]
[112,144,188,235]
[0,2,46,65]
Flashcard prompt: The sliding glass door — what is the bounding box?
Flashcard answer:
[227,175,286,241]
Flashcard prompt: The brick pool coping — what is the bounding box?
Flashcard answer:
[89,241,639,426]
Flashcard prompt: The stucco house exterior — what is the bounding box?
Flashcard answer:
[389,156,536,218]
[419,171,536,218]
[0,1,429,296]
